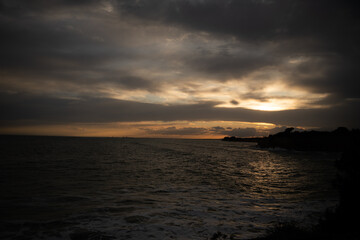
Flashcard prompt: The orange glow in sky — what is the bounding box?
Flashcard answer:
[0,121,282,139]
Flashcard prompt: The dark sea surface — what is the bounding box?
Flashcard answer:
[0,136,340,239]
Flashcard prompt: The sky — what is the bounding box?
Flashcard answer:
[1,0,360,138]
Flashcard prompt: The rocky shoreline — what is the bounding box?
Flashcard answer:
[220,127,360,240]
[223,127,360,152]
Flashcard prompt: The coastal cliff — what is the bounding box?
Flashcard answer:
[223,127,360,152]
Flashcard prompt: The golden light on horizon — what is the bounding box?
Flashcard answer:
[0,121,282,138]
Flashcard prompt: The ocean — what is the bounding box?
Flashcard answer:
[0,136,340,239]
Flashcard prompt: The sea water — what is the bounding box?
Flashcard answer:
[0,136,340,239]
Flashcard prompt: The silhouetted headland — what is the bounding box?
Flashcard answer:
[223,127,360,152]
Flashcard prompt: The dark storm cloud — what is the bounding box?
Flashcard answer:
[0,0,160,93]
[210,126,225,131]
[143,126,208,136]
[0,0,360,131]
[120,0,360,98]
[0,0,99,14]
[118,0,282,41]
[184,46,277,80]
[119,0,360,45]
[143,126,260,137]
[213,127,258,137]
[142,125,300,137]
[2,0,360,98]
[1,92,359,129]
[282,55,360,101]
[230,100,239,105]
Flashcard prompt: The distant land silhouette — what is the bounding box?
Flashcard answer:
[223,127,360,152]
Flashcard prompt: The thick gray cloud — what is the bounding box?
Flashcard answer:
[212,127,258,137]
[143,127,208,136]
[1,92,359,129]
[0,0,161,94]
[1,0,359,96]
[119,0,360,98]
[119,0,360,46]
[0,0,360,133]
[141,125,303,137]
[143,126,258,137]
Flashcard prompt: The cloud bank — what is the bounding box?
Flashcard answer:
[1,0,359,136]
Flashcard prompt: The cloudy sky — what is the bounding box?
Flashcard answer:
[1,0,359,138]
